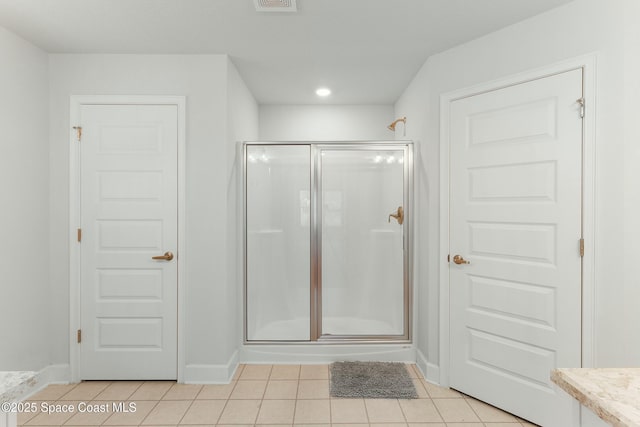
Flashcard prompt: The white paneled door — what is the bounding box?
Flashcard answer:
[79,104,178,380]
[449,69,583,426]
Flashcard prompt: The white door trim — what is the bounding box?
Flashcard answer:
[69,95,187,383]
[439,54,597,387]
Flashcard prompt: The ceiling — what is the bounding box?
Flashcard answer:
[0,0,574,104]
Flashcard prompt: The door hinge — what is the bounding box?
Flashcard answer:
[77,228,82,242]
[579,238,585,257]
[77,329,82,343]
[72,126,82,141]
[577,98,585,118]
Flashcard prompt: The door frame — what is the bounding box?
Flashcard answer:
[439,54,597,387]
[69,95,187,383]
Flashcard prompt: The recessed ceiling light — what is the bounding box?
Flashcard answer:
[316,87,331,97]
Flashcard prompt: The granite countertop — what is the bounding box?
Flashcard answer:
[0,371,38,405]
[551,368,640,427]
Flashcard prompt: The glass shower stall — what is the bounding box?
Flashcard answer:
[243,142,412,342]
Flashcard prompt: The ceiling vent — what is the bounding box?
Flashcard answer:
[254,0,297,12]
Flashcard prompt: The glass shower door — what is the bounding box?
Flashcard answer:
[319,147,408,339]
[245,145,311,341]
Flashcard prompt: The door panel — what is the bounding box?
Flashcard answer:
[319,148,407,338]
[449,69,583,426]
[80,104,178,380]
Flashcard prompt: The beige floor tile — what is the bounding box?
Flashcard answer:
[300,364,329,380]
[270,364,300,380]
[255,399,296,424]
[411,365,425,380]
[370,424,407,427]
[229,380,267,399]
[330,424,370,427]
[28,384,78,401]
[62,402,113,425]
[407,423,446,427]
[195,383,235,400]
[179,400,225,424]
[163,384,203,400]
[432,398,480,423]
[103,400,157,425]
[94,382,143,401]
[519,420,540,427]
[484,423,522,427]
[466,398,518,422]
[231,364,244,380]
[17,401,41,425]
[217,399,261,424]
[239,364,272,380]
[216,425,252,427]
[58,382,110,400]
[294,399,330,424]
[25,401,79,426]
[364,399,406,423]
[398,399,443,423]
[420,380,463,398]
[293,424,330,427]
[140,400,191,425]
[297,379,329,399]
[331,399,368,423]
[129,381,174,400]
[264,380,298,399]
[412,379,429,398]
[444,423,484,427]
[405,364,419,378]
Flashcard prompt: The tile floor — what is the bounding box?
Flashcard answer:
[18,364,539,427]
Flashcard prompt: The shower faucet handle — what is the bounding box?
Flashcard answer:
[388,206,404,225]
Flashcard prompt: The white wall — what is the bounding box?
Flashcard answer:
[396,0,636,375]
[259,105,395,141]
[0,26,50,371]
[226,59,259,360]
[49,54,257,381]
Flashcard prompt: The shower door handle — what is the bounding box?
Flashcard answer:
[388,206,404,225]
[152,251,174,261]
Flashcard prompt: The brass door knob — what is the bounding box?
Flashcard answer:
[152,251,174,261]
[452,255,470,265]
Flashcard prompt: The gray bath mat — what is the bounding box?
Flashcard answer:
[330,361,418,399]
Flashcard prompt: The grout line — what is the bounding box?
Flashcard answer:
[174,397,195,426]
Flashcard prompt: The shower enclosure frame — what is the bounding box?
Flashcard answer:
[242,141,413,344]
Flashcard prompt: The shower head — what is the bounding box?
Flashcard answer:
[388,117,406,131]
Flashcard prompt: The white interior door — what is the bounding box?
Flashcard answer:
[449,69,583,426]
[79,104,178,380]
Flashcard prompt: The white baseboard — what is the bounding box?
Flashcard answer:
[41,364,71,384]
[425,362,440,384]
[18,364,71,401]
[415,349,440,384]
[415,349,428,378]
[183,351,239,384]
